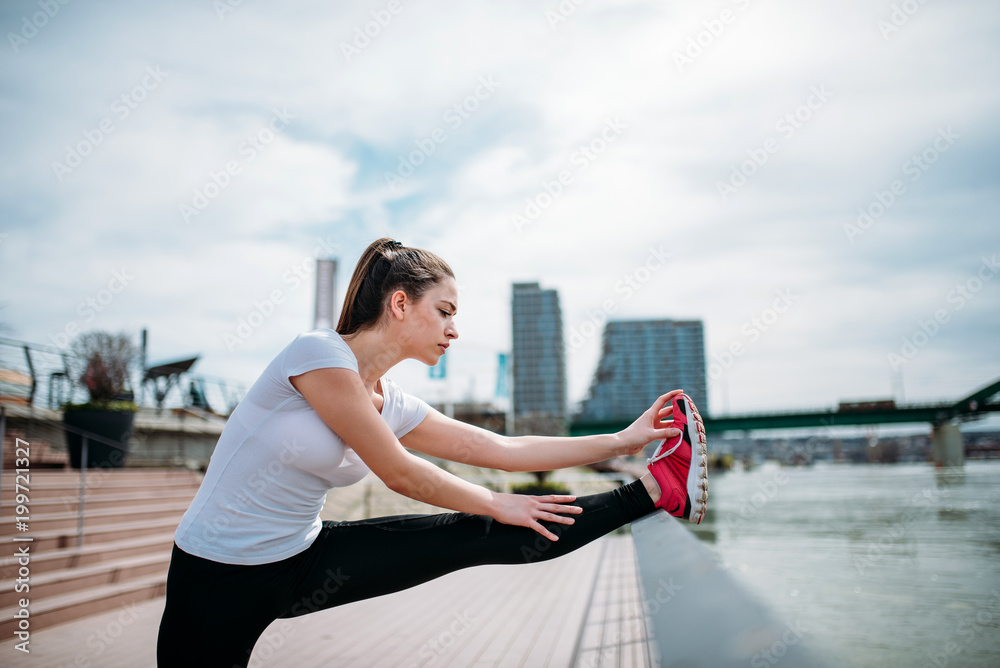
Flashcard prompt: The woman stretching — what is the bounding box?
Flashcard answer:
[156,238,709,667]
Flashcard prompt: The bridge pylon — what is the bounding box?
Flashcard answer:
[931,421,964,467]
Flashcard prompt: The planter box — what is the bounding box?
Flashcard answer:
[62,410,135,469]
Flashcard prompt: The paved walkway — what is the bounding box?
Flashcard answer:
[1,470,657,667]
[0,533,655,667]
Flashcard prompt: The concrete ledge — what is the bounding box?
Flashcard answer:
[631,511,828,668]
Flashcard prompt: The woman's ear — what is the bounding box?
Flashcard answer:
[388,289,408,320]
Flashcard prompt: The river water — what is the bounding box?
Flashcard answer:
[697,460,1000,667]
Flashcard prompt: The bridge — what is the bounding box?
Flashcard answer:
[570,377,1000,467]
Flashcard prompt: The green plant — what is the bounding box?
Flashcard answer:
[65,330,139,411]
[510,477,571,496]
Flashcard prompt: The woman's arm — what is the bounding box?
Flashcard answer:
[401,390,685,472]
[290,367,581,540]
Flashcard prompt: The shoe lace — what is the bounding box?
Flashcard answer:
[647,439,681,464]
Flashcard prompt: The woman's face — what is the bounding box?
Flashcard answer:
[398,277,459,366]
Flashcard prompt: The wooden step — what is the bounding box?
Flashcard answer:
[1,431,68,469]
[0,530,177,579]
[0,469,202,491]
[0,501,192,535]
[1,453,67,469]
[16,515,183,552]
[0,466,198,636]
[1,476,202,502]
[0,571,168,637]
[0,488,199,518]
[0,552,170,608]
[6,468,202,483]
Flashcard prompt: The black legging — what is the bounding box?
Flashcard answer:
[156,479,656,667]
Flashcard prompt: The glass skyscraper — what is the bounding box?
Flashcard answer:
[579,319,707,422]
[511,282,566,435]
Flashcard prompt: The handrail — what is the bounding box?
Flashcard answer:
[0,405,130,548]
[52,419,132,449]
[631,511,829,667]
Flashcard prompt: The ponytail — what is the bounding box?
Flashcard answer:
[336,238,454,336]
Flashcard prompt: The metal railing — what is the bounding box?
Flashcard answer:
[0,336,247,415]
[0,405,131,548]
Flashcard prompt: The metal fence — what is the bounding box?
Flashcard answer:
[0,336,246,415]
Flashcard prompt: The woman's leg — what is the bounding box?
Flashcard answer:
[277,478,656,618]
[156,544,297,668]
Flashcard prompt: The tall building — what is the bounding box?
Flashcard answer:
[313,258,338,330]
[579,319,707,422]
[511,282,566,435]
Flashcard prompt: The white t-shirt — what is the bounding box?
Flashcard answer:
[173,329,432,565]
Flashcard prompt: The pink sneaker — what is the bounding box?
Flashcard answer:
[646,393,708,523]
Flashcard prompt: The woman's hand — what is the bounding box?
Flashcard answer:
[615,389,685,456]
[490,492,582,541]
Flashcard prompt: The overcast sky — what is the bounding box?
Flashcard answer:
[1,0,998,433]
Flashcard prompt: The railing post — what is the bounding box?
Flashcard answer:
[23,345,37,406]
[0,405,6,515]
[77,437,88,548]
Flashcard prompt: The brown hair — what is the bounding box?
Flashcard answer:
[336,238,454,336]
